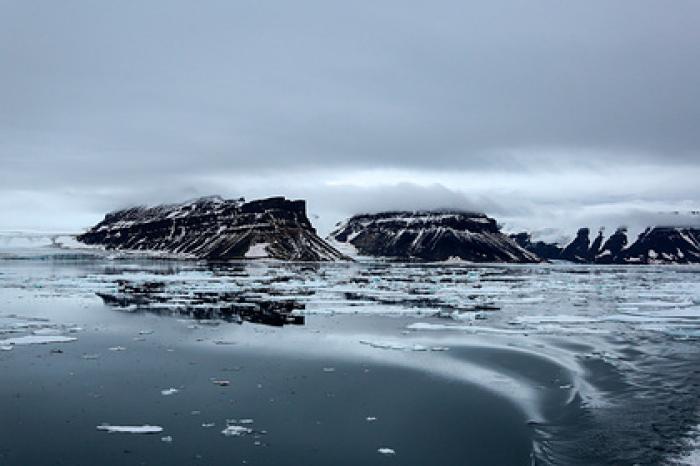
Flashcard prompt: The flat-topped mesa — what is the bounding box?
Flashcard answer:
[330,210,541,263]
[78,196,347,261]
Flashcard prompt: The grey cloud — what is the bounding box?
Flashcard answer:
[0,0,698,232]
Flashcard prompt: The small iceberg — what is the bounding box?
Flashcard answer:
[378,447,396,455]
[221,425,253,437]
[97,424,163,434]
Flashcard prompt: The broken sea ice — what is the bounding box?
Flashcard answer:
[221,425,253,437]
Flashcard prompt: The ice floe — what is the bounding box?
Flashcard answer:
[510,315,598,325]
[406,323,524,334]
[97,424,164,434]
[0,335,77,346]
[359,339,443,352]
[221,425,253,436]
[378,447,396,455]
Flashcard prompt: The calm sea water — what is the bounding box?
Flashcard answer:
[1,246,699,465]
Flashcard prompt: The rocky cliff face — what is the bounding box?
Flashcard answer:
[509,233,562,260]
[513,226,700,264]
[560,228,592,263]
[78,196,347,261]
[617,227,700,264]
[595,228,629,264]
[329,211,540,263]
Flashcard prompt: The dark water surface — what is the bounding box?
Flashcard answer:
[0,249,699,465]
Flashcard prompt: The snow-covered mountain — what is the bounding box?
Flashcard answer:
[512,226,700,264]
[78,196,347,261]
[329,211,540,263]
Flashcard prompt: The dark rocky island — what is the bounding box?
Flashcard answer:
[329,211,540,263]
[78,196,348,261]
[511,226,700,264]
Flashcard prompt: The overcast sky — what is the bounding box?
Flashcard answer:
[1,0,699,239]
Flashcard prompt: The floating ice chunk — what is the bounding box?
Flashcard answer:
[366,416,377,422]
[378,447,396,455]
[0,345,13,351]
[359,340,408,350]
[82,353,100,360]
[31,328,63,336]
[97,424,163,434]
[213,340,236,345]
[226,418,254,425]
[161,435,173,443]
[201,422,216,428]
[602,314,697,323]
[359,339,442,352]
[161,388,179,396]
[528,324,610,335]
[0,335,77,346]
[510,315,598,325]
[138,330,154,335]
[212,379,230,386]
[322,367,336,372]
[109,346,126,351]
[221,425,253,436]
[430,346,449,351]
[624,307,700,319]
[407,323,523,334]
[448,311,481,322]
[623,300,694,308]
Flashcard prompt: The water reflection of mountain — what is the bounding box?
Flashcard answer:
[97,279,307,327]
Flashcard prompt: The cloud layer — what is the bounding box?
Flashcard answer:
[1,0,698,237]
